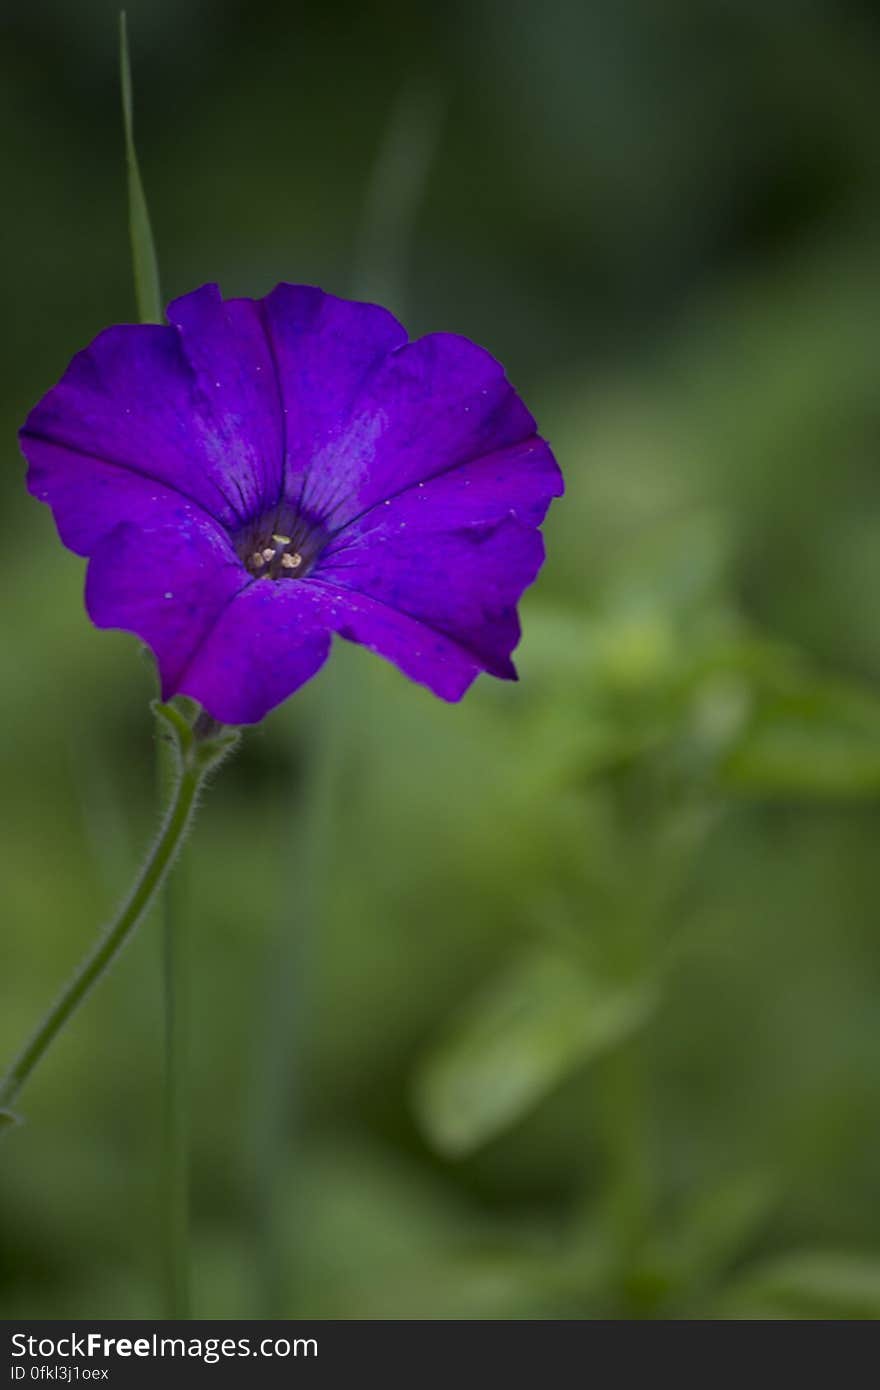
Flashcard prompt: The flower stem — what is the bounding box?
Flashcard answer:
[595,1034,652,1310]
[162,892,190,1317]
[0,707,237,1115]
[158,725,190,1319]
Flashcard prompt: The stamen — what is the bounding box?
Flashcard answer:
[237,513,318,582]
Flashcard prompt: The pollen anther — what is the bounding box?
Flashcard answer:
[281,552,303,570]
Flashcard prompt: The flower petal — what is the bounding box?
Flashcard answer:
[301,579,497,701]
[288,329,539,532]
[311,437,562,685]
[21,293,284,552]
[176,581,332,725]
[85,515,249,698]
[323,434,562,545]
[166,284,284,511]
[259,284,407,515]
[312,520,544,692]
[20,436,214,557]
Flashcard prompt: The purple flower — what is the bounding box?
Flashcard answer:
[20,284,563,725]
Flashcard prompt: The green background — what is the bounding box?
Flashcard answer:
[3,0,880,1319]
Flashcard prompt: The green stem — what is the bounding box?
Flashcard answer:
[158,728,190,1319]
[595,1034,652,1310]
[0,711,234,1114]
[162,893,190,1317]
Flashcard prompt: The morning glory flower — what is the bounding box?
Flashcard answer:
[20,284,563,725]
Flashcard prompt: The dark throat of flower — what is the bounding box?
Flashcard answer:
[235,507,326,581]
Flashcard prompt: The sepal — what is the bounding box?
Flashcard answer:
[152,698,240,776]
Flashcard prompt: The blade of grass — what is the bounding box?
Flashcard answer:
[120,11,162,324]
[353,78,444,313]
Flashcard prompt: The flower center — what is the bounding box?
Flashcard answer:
[234,507,325,582]
[246,532,303,579]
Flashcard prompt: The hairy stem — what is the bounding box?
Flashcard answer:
[0,710,236,1114]
[158,725,191,1319]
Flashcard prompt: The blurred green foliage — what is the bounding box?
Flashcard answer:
[2,0,880,1320]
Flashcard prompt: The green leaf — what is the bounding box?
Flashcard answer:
[718,1251,880,1320]
[0,1109,22,1134]
[666,1172,776,1296]
[120,11,162,324]
[413,948,657,1158]
[723,676,880,796]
